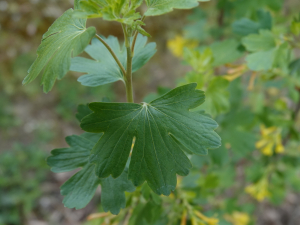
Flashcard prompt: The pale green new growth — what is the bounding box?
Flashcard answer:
[242,30,276,52]
[75,0,143,24]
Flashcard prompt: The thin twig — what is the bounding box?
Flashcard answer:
[95,34,126,76]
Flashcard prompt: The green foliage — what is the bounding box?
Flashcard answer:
[71,34,156,87]
[75,0,143,24]
[22,0,300,223]
[210,39,243,67]
[291,13,300,35]
[145,0,209,16]
[25,0,221,215]
[242,30,276,52]
[246,48,276,71]
[201,77,230,117]
[81,84,220,195]
[23,9,96,93]
[0,145,48,224]
[232,10,272,36]
[47,133,135,214]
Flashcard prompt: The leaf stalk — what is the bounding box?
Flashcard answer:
[95,34,126,76]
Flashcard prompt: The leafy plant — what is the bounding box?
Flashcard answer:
[24,0,220,216]
[22,0,300,223]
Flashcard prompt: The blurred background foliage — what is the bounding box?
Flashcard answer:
[1,0,300,224]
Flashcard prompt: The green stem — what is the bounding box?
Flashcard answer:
[125,46,134,102]
[122,24,134,103]
[95,34,126,76]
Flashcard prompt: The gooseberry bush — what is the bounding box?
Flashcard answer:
[24,0,300,224]
[24,0,221,217]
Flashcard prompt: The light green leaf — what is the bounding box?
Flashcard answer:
[74,0,103,18]
[218,106,256,160]
[183,48,214,75]
[145,0,209,16]
[81,83,221,195]
[136,25,151,37]
[246,48,276,71]
[242,30,276,52]
[221,129,256,159]
[210,39,244,66]
[47,133,135,214]
[199,77,230,117]
[74,0,81,9]
[23,9,96,93]
[273,42,291,73]
[71,34,156,87]
[291,14,300,35]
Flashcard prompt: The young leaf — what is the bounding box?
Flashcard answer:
[23,9,96,93]
[81,83,221,195]
[75,0,103,18]
[242,30,276,52]
[75,0,142,24]
[145,0,209,16]
[246,48,276,71]
[47,133,135,214]
[71,34,156,87]
[210,39,244,66]
[199,77,230,117]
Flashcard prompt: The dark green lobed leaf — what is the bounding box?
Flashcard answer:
[47,133,135,214]
[81,83,221,196]
[76,104,93,122]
